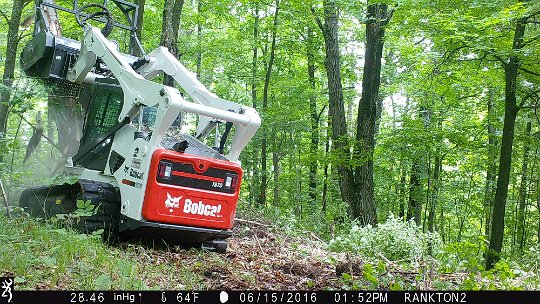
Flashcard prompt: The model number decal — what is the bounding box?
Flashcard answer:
[212,182,223,188]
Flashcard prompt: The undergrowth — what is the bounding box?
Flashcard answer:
[327,215,540,290]
[0,213,217,290]
[3,207,540,290]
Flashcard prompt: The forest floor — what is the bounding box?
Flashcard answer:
[0,213,470,290]
[136,219,344,290]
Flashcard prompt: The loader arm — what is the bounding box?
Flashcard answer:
[68,26,260,162]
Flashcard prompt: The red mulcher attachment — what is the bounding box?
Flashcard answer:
[142,148,242,231]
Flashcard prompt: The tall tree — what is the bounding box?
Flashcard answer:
[353,1,392,225]
[314,0,350,214]
[406,161,422,225]
[486,11,528,269]
[307,26,319,205]
[483,90,498,238]
[315,0,392,225]
[160,0,185,86]
[0,0,27,163]
[134,0,145,56]
[516,116,532,252]
[258,0,280,206]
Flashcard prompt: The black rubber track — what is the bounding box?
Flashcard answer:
[19,180,121,244]
[75,180,121,243]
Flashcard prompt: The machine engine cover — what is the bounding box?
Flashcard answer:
[142,148,242,230]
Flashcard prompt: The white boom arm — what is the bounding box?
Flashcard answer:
[67,26,260,162]
[136,47,260,161]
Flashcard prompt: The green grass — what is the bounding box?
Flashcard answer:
[0,214,219,290]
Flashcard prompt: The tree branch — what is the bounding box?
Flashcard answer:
[382,7,395,26]
[311,7,325,34]
[491,53,508,67]
[17,113,61,152]
[316,104,327,124]
[0,9,8,23]
[519,66,540,77]
[17,31,33,44]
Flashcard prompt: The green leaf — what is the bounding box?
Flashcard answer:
[341,273,352,281]
[390,281,403,290]
[14,277,25,284]
[41,256,57,267]
[92,229,104,236]
[95,274,112,290]
[76,200,85,209]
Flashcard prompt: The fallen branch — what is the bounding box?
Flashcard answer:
[376,252,393,265]
[308,232,324,243]
[252,230,266,256]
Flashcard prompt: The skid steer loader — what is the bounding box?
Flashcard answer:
[18,0,260,252]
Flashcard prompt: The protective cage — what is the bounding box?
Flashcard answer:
[75,81,123,171]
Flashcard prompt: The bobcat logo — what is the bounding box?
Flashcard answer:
[165,193,182,213]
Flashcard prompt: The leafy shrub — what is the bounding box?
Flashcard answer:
[329,214,442,266]
[438,237,487,272]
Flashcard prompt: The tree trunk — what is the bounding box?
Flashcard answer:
[196,0,203,78]
[249,4,260,205]
[516,118,532,252]
[428,140,442,233]
[258,0,279,206]
[407,161,422,226]
[0,0,26,163]
[172,0,185,41]
[136,0,145,39]
[316,0,390,225]
[316,0,352,209]
[486,15,526,270]
[273,149,280,206]
[352,2,390,226]
[322,116,331,212]
[134,0,146,56]
[483,91,498,238]
[307,26,319,205]
[161,0,178,86]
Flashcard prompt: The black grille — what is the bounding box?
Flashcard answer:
[157,160,239,194]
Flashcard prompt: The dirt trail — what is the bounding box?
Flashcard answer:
[133,220,345,290]
[214,223,341,290]
[129,220,470,290]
